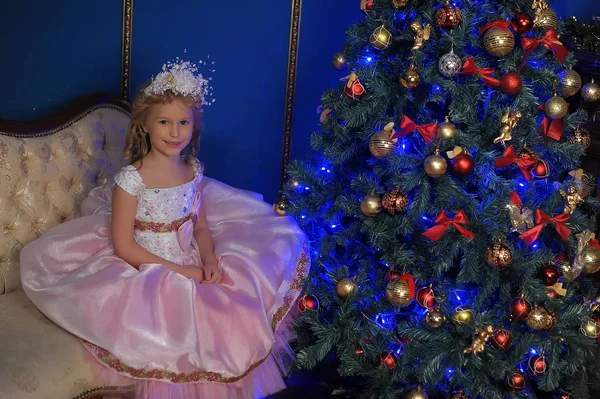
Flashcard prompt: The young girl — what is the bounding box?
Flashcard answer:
[20,60,309,399]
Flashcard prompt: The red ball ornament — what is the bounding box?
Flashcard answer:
[539,263,560,286]
[298,294,319,312]
[528,354,549,376]
[490,328,513,350]
[344,77,367,101]
[436,3,463,29]
[510,295,532,321]
[531,160,550,180]
[507,370,526,391]
[511,12,534,34]
[380,352,398,370]
[385,269,403,283]
[553,389,573,399]
[452,153,475,177]
[499,72,523,96]
[416,286,436,309]
[547,289,559,299]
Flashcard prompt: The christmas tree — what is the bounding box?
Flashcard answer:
[281,0,600,398]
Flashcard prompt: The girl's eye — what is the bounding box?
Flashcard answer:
[180,121,189,125]
[159,120,169,125]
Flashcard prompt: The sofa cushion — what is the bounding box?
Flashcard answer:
[0,105,129,295]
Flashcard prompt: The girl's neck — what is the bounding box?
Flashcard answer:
[144,150,184,169]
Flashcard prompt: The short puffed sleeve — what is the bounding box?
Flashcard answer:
[114,165,145,196]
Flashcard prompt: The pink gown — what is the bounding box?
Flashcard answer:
[20,161,310,399]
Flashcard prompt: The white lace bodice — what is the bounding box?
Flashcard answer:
[113,161,204,265]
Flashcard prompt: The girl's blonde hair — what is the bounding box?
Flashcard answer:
[124,83,203,165]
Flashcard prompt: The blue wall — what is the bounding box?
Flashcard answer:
[0,0,122,120]
[131,0,291,203]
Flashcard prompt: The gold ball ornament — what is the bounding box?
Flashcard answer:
[424,150,448,178]
[386,278,413,307]
[581,318,600,338]
[337,278,358,298]
[581,244,600,274]
[425,308,446,328]
[437,116,458,140]
[273,198,288,216]
[567,126,591,149]
[332,52,348,71]
[406,387,428,399]
[485,241,514,269]
[400,65,421,89]
[526,305,556,330]
[544,95,569,120]
[360,191,382,216]
[392,0,409,8]
[557,69,582,98]
[581,80,600,102]
[483,27,515,57]
[369,130,398,159]
[382,188,409,215]
[452,306,475,325]
[556,258,579,283]
[534,8,558,30]
[370,25,392,50]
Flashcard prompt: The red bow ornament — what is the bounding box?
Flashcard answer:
[519,209,571,245]
[519,29,569,70]
[537,103,569,141]
[459,57,501,88]
[479,20,513,35]
[392,115,438,144]
[422,210,475,241]
[495,146,537,180]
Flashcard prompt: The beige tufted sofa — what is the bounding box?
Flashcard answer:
[0,93,135,398]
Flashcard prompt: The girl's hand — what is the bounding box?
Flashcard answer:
[202,260,222,284]
[176,265,205,284]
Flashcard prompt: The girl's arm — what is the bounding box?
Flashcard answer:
[111,185,185,272]
[193,193,218,265]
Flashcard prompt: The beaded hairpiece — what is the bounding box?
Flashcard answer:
[144,58,214,106]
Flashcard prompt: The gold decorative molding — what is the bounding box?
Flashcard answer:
[121,0,133,99]
[280,0,302,187]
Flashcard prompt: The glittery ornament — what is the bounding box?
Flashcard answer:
[436,2,462,29]
[392,0,409,8]
[337,278,358,298]
[512,12,534,34]
[544,95,569,119]
[332,52,347,71]
[557,69,582,97]
[581,318,600,338]
[452,306,475,325]
[533,0,558,30]
[567,126,591,149]
[416,286,436,309]
[360,191,382,216]
[370,25,393,50]
[382,188,409,215]
[581,79,600,102]
[510,295,531,321]
[386,277,413,307]
[526,305,557,330]
[581,244,600,274]
[400,64,421,88]
[528,354,549,376]
[485,241,513,269]
[499,72,523,95]
[425,308,446,328]
[556,257,579,282]
[369,123,398,158]
[506,201,534,234]
[406,387,428,399]
[424,150,448,178]
[448,391,468,399]
[439,50,462,77]
[483,27,515,57]
[490,328,512,350]
[507,370,526,391]
[464,324,494,355]
[298,294,319,312]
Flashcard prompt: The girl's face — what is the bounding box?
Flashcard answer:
[143,99,194,158]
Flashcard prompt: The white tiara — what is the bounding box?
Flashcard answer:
[144,58,214,106]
